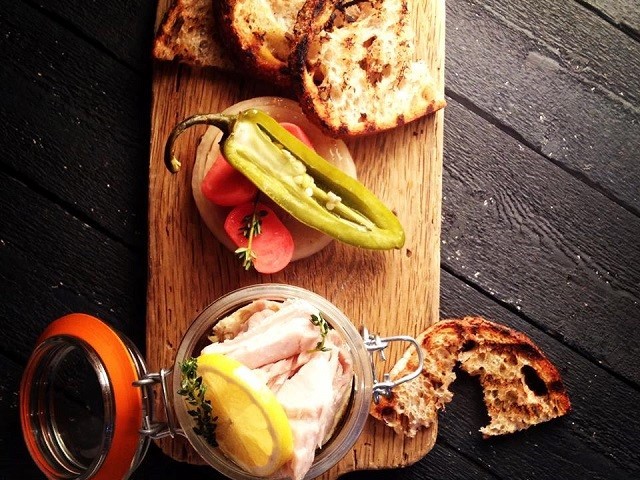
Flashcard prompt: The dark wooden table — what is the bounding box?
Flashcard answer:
[1,1,639,479]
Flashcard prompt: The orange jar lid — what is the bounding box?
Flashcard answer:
[19,313,149,479]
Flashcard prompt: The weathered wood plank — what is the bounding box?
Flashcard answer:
[27,0,156,71]
[575,0,640,38]
[0,1,149,246]
[447,0,640,213]
[438,270,640,479]
[1,1,638,479]
[479,0,640,103]
[0,171,146,360]
[441,97,640,386]
[0,354,48,478]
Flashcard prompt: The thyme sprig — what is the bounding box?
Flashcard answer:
[235,199,268,270]
[310,313,331,352]
[177,357,218,447]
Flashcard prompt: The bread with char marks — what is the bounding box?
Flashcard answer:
[153,0,235,71]
[290,0,446,136]
[213,0,308,86]
[370,316,571,437]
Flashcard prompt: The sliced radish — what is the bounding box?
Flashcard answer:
[280,122,314,150]
[224,202,294,274]
[201,154,258,207]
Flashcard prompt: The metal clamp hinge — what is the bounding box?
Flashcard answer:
[362,327,424,404]
[133,368,182,439]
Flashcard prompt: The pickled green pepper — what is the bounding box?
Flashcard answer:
[165,109,405,250]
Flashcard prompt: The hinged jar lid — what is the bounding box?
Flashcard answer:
[19,313,151,480]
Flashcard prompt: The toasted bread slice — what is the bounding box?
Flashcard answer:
[371,316,571,438]
[153,0,235,71]
[214,0,307,86]
[290,0,446,136]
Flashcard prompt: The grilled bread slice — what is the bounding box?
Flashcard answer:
[371,316,571,438]
[290,0,446,136]
[214,0,308,86]
[153,0,235,70]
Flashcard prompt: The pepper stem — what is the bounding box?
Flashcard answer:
[164,114,236,173]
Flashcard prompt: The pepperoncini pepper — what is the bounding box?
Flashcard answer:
[165,109,405,250]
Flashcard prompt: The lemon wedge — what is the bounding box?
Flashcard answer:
[196,353,294,476]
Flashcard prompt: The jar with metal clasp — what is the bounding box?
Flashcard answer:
[20,284,424,480]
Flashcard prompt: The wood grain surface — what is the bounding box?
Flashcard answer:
[147,0,445,475]
[2,1,640,479]
[446,0,640,213]
[444,0,640,385]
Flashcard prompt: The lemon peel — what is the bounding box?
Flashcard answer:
[196,353,294,476]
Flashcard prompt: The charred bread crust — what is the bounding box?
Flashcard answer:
[371,316,571,438]
[290,0,447,137]
[289,0,343,133]
[213,0,296,87]
[153,0,235,70]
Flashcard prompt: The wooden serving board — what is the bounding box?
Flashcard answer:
[147,0,445,477]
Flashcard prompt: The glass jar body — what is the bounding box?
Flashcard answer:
[172,283,374,480]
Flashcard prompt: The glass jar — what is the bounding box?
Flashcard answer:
[20,284,423,480]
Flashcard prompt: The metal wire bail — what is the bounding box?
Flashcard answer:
[133,368,182,439]
[361,327,424,404]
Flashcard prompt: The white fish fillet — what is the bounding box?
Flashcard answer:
[275,333,353,480]
[202,299,321,368]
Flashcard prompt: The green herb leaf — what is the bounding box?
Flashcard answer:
[177,357,218,448]
[235,199,266,270]
[310,313,331,352]
[235,246,257,270]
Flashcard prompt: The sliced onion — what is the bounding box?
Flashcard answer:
[192,96,357,262]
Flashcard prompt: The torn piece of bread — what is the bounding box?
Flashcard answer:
[214,0,308,86]
[371,316,571,438]
[153,0,235,71]
[290,0,447,136]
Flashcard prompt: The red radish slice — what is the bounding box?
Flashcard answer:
[201,154,258,206]
[280,122,314,150]
[192,96,357,262]
[224,202,294,274]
